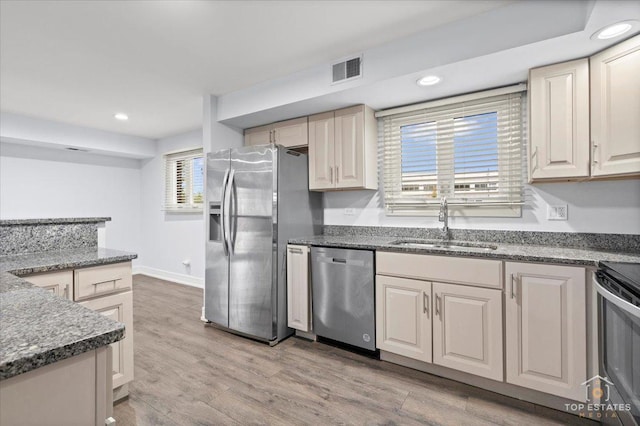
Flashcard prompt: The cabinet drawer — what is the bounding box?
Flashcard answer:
[23,270,74,300]
[74,262,132,301]
[376,252,502,289]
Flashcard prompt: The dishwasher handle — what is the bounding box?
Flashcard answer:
[315,255,367,267]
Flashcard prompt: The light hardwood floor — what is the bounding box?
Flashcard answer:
[114,275,596,426]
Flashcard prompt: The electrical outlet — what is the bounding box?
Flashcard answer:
[547,204,568,221]
[344,208,356,216]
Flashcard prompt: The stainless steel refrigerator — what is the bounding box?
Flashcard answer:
[205,145,322,344]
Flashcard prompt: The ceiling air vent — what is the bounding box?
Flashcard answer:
[332,56,362,84]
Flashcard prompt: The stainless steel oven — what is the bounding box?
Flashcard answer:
[595,262,640,425]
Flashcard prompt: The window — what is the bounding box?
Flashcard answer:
[379,87,525,216]
[164,148,204,212]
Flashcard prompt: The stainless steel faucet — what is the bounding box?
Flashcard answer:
[438,196,449,234]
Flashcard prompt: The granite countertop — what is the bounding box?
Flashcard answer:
[288,235,640,266]
[0,247,137,380]
[0,217,111,226]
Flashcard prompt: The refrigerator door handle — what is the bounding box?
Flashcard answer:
[220,168,230,256]
[224,168,235,255]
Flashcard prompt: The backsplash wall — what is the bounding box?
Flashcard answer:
[323,179,640,235]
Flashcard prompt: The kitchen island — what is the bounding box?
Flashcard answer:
[0,218,137,425]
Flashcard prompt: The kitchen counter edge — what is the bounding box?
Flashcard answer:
[287,236,640,267]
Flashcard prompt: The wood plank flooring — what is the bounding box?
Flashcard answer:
[114,275,595,426]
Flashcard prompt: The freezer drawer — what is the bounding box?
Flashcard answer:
[311,247,375,351]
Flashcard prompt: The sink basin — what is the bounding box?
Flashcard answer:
[389,239,498,251]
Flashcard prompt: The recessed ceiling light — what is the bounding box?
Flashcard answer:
[417,75,441,86]
[592,21,635,40]
[114,113,129,121]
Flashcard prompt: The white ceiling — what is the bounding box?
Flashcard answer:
[0,0,511,139]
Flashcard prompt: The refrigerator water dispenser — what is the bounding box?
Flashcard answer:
[209,202,222,241]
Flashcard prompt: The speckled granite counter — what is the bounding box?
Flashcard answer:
[0,217,111,226]
[1,247,137,276]
[288,235,640,266]
[0,247,137,380]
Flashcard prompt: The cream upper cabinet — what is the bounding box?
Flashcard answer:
[273,117,308,148]
[529,59,590,181]
[308,111,335,190]
[244,124,272,146]
[81,290,134,390]
[505,262,586,401]
[23,270,73,300]
[244,117,309,148]
[376,275,432,363]
[286,245,310,332]
[309,105,377,191]
[432,282,503,381]
[591,35,640,177]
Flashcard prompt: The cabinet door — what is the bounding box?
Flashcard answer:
[244,124,272,146]
[432,282,503,381]
[376,275,432,363]
[23,270,73,300]
[308,111,335,190]
[505,262,586,401]
[529,59,590,180]
[81,291,134,389]
[591,35,640,177]
[274,117,308,148]
[287,245,310,332]
[334,105,365,189]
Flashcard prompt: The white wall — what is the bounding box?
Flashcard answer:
[133,96,243,288]
[0,142,143,257]
[137,129,205,287]
[324,179,640,235]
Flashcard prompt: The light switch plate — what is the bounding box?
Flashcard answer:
[547,204,568,221]
[344,208,356,216]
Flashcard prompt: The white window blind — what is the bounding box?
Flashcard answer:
[164,148,204,212]
[380,88,526,215]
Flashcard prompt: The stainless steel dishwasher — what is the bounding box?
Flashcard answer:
[311,247,375,351]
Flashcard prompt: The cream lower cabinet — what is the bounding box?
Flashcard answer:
[80,290,134,389]
[23,270,73,300]
[0,347,112,426]
[432,282,503,381]
[376,275,432,363]
[591,35,640,178]
[287,245,310,332]
[505,262,586,401]
[24,262,135,394]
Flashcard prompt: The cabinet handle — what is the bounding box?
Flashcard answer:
[435,294,441,317]
[92,278,122,286]
[336,166,339,184]
[423,292,429,317]
[510,273,516,299]
[329,167,333,184]
[592,141,598,165]
[64,284,70,299]
[288,248,303,254]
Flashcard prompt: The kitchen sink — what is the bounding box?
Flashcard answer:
[389,239,498,251]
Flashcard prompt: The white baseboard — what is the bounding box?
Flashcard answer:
[132,265,204,289]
